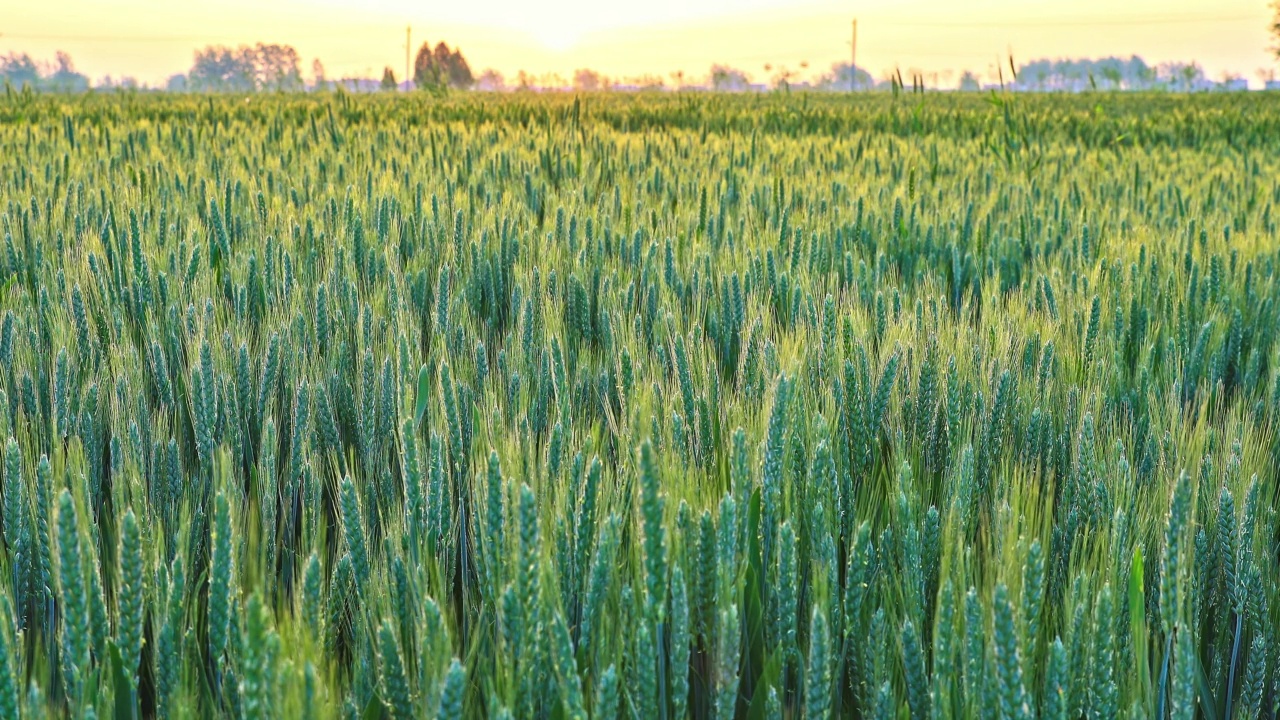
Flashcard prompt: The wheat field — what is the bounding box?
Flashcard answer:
[0,89,1276,718]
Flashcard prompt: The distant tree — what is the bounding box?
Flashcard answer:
[188,46,256,91]
[767,64,801,91]
[475,68,505,91]
[47,51,90,91]
[166,74,189,91]
[0,51,89,91]
[416,44,444,87]
[1010,56,1168,91]
[1272,0,1280,61]
[381,67,398,90]
[98,76,140,91]
[1182,64,1204,89]
[573,68,603,91]
[1214,71,1247,91]
[312,59,327,90]
[709,65,750,91]
[1128,56,1157,87]
[632,75,666,91]
[446,46,473,88]
[0,53,41,89]
[188,44,301,92]
[1101,65,1122,89]
[1152,61,1206,91]
[413,41,473,90]
[958,70,981,91]
[817,62,872,91]
[256,44,303,90]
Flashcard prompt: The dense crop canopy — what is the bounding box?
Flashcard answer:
[0,90,1277,718]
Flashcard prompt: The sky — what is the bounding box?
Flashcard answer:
[4,0,1278,87]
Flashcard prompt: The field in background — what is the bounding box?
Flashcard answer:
[0,91,1277,718]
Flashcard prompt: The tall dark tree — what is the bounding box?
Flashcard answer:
[413,41,473,90]
[381,67,398,91]
[1272,0,1280,61]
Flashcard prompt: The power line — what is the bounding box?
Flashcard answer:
[1,30,361,43]
[2,32,214,43]
[2,10,1261,45]
[856,47,1008,59]
[866,12,1257,29]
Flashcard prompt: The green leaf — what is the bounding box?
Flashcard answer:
[1129,546,1150,709]
[742,487,767,708]
[414,363,430,427]
[1155,632,1173,720]
[744,650,784,720]
[111,644,134,720]
[1194,646,1217,720]
[1128,547,1144,632]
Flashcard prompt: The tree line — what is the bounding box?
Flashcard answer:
[4,29,1279,93]
[0,51,90,91]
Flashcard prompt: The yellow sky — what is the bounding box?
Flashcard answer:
[5,0,1277,86]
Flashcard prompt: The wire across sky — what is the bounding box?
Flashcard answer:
[2,2,1275,86]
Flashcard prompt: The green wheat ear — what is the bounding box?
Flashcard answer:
[117,508,145,689]
[0,598,19,720]
[806,606,832,720]
[550,610,585,720]
[339,476,370,592]
[208,491,233,663]
[2,439,23,565]
[438,658,466,720]
[56,489,88,705]
[157,553,185,715]
[594,663,619,718]
[638,440,666,620]
[241,592,277,720]
[992,584,1028,720]
[669,564,691,720]
[259,420,278,573]
[378,619,413,720]
[902,618,930,720]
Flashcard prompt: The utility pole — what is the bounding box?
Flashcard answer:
[850,19,858,90]
[405,26,411,91]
